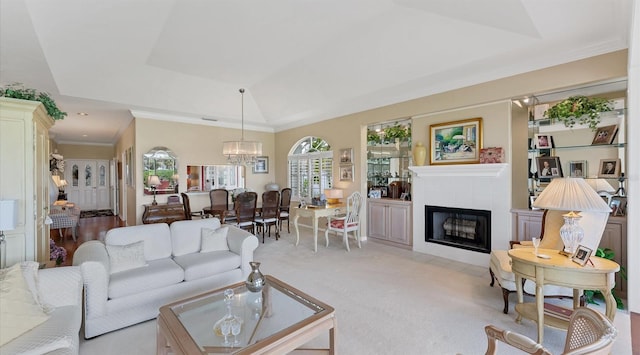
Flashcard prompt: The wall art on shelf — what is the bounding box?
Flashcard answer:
[339,164,354,181]
[479,147,504,164]
[591,124,618,145]
[253,156,268,174]
[535,156,563,182]
[568,160,587,178]
[430,117,482,165]
[339,148,353,164]
[598,158,620,178]
[534,134,553,149]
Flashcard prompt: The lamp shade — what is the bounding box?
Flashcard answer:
[148,175,161,186]
[222,141,262,156]
[324,189,344,199]
[533,178,611,212]
[585,178,616,193]
[0,200,17,231]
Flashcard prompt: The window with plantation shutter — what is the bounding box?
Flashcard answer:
[288,137,333,200]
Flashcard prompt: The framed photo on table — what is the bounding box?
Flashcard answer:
[430,117,482,165]
[253,156,269,174]
[572,245,593,266]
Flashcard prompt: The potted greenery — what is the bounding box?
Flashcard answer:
[0,83,67,120]
[583,248,627,309]
[545,96,612,131]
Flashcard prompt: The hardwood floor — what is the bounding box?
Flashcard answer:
[49,215,124,266]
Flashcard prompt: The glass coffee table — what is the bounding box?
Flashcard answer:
[157,275,336,354]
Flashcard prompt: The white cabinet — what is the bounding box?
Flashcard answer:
[367,198,412,248]
[1,97,54,264]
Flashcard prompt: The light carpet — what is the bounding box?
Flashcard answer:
[80,227,632,354]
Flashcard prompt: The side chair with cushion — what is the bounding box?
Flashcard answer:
[484,307,617,354]
[255,190,280,242]
[279,187,292,233]
[181,192,203,220]
[489,210,610,314]
[325,191,363,252]
[234,191,257,234]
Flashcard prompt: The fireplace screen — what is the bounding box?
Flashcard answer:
[425,205,491,253]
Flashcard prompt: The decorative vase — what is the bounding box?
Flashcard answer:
[413,142,427,166]
[245,261,266,292]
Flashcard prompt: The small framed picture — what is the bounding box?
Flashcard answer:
[534,134,553,149]
[368,189,381,199]
[609,196,627,216]
[591,125,618,145]
[339,164,354,181]
[572,245,593,266]
[400,192,409,201]
[339,148,353,164]
[536,156,563,181]
[530,196,540,210]
[252,156,269,174]
[598,158,621,178]
[568,160,587,178]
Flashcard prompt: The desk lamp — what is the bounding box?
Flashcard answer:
[0,200,17,269]
[148,175,161,205]
[533,178,611,256]
[324,189,343,205]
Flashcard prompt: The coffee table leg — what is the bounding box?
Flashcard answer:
[329,316,337,355]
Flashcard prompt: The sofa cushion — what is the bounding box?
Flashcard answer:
[106,240,148,274]
[0,263,50,347]
[173,251,241,282]
[106,223,172,261]
[108,259,184,299]
[201,227,229,253]
[171,218,222,256]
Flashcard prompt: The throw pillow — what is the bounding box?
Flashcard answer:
[106,240,148,274]
[201,227,229,253]
[0,263,50,346]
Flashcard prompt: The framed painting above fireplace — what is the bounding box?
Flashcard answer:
[430,117,482,165]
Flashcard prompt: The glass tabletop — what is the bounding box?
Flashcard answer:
[167,276,330,354]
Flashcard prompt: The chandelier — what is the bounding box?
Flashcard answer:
[222,88,263,165]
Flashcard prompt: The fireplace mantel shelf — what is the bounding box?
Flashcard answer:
[409,163,508,177]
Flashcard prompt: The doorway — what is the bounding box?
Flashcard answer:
[64,159,111,210]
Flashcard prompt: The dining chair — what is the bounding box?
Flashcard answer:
[324,191,363,252]
[233,191,257,234]
[255,190,280,243]
[180,193,203,220]
[278,188,292,233]
[485,307,617,354]
[203,189,229,220]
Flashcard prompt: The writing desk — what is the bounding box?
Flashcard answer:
[508,248,619,343]
[292,204,344,252]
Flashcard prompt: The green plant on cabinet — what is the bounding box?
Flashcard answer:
[0,82,67,120]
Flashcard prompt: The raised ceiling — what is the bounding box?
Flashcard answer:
[0,0,631,145]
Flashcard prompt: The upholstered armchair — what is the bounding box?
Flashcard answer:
[489,210,609,313]
[485,307,617,354]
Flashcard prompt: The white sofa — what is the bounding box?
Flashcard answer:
[72,218,259,338]
[0,263,83,355]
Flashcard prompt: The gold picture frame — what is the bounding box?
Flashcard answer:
[430,117,482,165]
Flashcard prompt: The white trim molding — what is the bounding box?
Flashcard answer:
[409,163,508,177]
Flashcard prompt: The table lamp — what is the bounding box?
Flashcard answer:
[148,175,161,205]
[533,178,611,256]
[0,200,17,269]
[324,189,343,205]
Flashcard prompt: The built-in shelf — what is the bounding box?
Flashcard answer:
[409,164,508,177]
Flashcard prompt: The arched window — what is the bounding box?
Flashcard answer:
[288,137,333,200]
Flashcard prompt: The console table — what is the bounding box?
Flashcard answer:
[508,248,619,343]
[142,203,186,225]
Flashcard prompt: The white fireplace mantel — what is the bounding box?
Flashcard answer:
[409,163,508,177]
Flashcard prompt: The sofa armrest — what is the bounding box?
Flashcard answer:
[226,225,259,277]
[38,266,82,308]
[72,240,110,318]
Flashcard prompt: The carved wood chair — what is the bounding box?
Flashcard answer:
[324,191,363,252]
[255,190,280,242]
[279,188,292,233]
[180,192,203,220]
[233,192,257,234]
[203,188,229,221]
[485,307,617,354]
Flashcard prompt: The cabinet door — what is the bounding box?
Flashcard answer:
[387,204,410,245]
[599,218,626,298]
[367,202,387,240]
[517,214,543,242]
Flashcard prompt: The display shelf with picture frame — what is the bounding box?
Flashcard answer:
[568,160,587,178]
